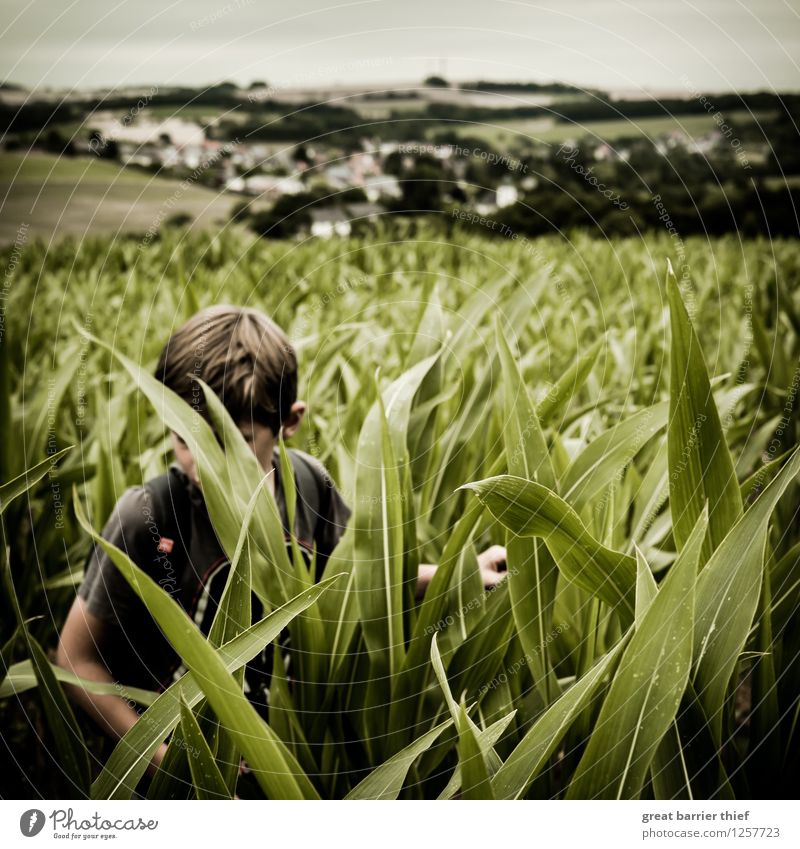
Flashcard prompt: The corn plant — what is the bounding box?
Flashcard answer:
[1,227,799,799]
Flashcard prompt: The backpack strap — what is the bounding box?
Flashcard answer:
[144,469,193,597]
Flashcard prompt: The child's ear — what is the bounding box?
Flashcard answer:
[280,401,306,439]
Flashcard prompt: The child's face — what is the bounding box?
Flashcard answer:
[171,422,275,485]
[171,402,306,485]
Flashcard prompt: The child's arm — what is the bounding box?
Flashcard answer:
[56,597,167,772]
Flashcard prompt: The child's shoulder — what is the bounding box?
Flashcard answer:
[285,448,336,491]
[96,484,154,553]
[106,468,189,534]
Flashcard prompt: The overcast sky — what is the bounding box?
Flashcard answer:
[2,0,799,93]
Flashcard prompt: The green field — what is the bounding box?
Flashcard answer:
[442,110,774,148]
[2,224,799,799]
[0,152,238,245]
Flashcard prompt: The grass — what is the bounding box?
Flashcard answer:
[1,225,799,800]
[441,110,775,149]
[0,152,238,245]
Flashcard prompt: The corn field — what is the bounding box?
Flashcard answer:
[1,225,799,800]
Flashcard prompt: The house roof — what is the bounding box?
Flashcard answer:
[310,206,349,224]
[345,202,385,219]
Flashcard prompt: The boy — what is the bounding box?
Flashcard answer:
[57,305,505,770]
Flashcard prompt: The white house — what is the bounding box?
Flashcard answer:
[310,207,351,238]
[363,174,401,202]
[243,174,304,198]
[496,184,519,208]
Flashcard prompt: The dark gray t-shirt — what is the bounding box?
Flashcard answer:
[78,449,350,695]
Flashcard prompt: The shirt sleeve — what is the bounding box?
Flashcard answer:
[77,487,155,626]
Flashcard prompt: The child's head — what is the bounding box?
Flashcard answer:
[155,305,305,477]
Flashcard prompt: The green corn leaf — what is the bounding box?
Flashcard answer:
[407,292,447,490]
[404,495,485,654]
[446,580,515,705]
[562,401,669,512]
[319,527,358,676]
[74,492,318,799]
[92,389,125,527]
[492,637,628,799]
[380,351,442,466]
[24,635,91,796]
[429,633,505,781]
[179,696,231,800]
[634,548,658,627]
[739,449,792,504]
[0,330,10,482]
[92,575,337,799]
[345,719,454,800]
[505,536,560,705]
[693,445,800,741]
[498,324,559,706]
[650,721,694,800]
[422,356,496,516]
[457,702,495,800]
[146,718,193,800]
[748,565,780,792]
[438,711,517,799]
[496,322,555,488]
[354,390,405,680]
[536,336,602,427]
[432,624,501,786]
[0,626,19,689]
[630,437,669,548]
[268,640,316,776]
[430,632,467,725]
[388,481,496,750]
[462,475,636,627]
[406,285,445,368]
[667,266,742,559]
[26,344,81,458]
[277,436,309,585]
[566,508,707,799]
[353,354,441,685]
[0,658,157,705]
[0,446,72,515]
[2,544,90,796]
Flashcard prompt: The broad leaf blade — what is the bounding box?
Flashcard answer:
[693,446,800,740]
[492,638,627,799]
[498,326,559,707]
[92,575,336,799]
[457,703,495,800]
[0,446,72,515]
[462,475,636,627]
[179,697,231,800]
[75,493,318,799]
[667,267,742,559]
[345,719,453,800]
[566,508,707,799]
[2,545,90,796]
[563,401,669,512]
